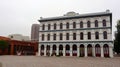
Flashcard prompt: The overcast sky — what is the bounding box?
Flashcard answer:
[0,0,120,39]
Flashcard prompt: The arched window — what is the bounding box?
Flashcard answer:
[66,45,70,50]
[103,19,106,27]
[66,22,69,29]
[41,34,44,41]
[53,45,56,50]
[80,21,83,28]
[41,45,44,50]
[47,34,50,40]
[73,22,76,28]
[54,23,56,30]
[42,24,45,30]
[60,23,63,29]
[88,32,91,39]
[48,24,51,30]
[66,33,69,40]
[73,33,76,40]
[95,32,99,39]
[95,44,101,57]
[95,20,98,27]
[80,32,84,40]
[53,34,56,40]
[103,44,109,57]
[103,31,107,39]
[87,44,92,56]
[87,21,91,28]
[60,33,63,40]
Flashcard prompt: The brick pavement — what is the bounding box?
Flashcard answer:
[0,56,120,67]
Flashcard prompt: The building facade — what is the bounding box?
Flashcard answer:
[31,24,40,42]
[0,36,38,55]
[38,11,113,57]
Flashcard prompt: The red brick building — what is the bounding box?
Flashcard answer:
[0,36,38,55]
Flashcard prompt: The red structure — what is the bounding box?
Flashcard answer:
[0,36,38,55]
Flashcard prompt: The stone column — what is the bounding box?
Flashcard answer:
[56,45,59,55]
[101,45,104,57]
[92,45,95,57]
[84,45,87,57]
[77,45,80,57]
[44,45,46,56]
[63,46,65,56]
[50,45,52,56]
[70,46,73,56]
[109,45,113,58]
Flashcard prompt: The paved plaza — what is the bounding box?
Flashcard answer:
[0,56,120,67]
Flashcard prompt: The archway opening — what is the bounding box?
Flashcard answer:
[52,45,56,56]
[46,45,50,56]
[95,44,101,57]
[103,44,109,57]
[87,44,92,56]
[41,45,44,56]
[65,45,70,56]
[80,44,84,57]
[72,44,77,56]
[59,45,63,56]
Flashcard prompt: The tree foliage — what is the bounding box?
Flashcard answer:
[114,20,120,54]
[0,40,9,51]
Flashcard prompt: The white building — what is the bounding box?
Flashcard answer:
[8,34,30,41]
[38,10,113,57]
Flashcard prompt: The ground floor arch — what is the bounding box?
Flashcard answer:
[80,44,84,57]
[52,45,56,56]
[72,44,77,56]
[39,42,113,58]
[95,44,101,57]
[59,45,63,56]
[87,44,92,56]
[65,45,70,56]
[103,44,109,57]
[46,45,50,56]
[40,45,44,56]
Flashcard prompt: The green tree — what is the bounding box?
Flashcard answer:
[114,20,120,54]
[0,40,9,55]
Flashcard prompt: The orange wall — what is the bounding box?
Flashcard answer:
[0,36,38,55]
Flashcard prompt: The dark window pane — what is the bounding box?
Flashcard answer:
[73,22,76,28]
[54,23,56,30]
[66,22,69,29]
[60,33,63,40]
[88,32,91,39]
[87,21,91,28]
[47,34,50,40]
[42,24,45,30]
[73,33,76,40]
[53,34,56,40]
[42,34,44,41]
[60,23,63,29]
[103,31,107,39]
[66,33,69,40]
[103,19,106,27]
[95,20,98,27]
[80,32,84,40]
[80,21,83,28]
[95,32,99,39]
[48,24,51,30]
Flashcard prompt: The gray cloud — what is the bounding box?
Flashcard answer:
[0,0,120,39]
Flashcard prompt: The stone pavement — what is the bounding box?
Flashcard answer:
[0,56,120,67]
